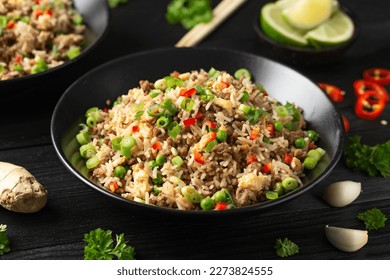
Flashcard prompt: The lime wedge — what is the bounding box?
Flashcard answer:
[282,0,333,31]
[260,2,308,47]
[305,11,355,48]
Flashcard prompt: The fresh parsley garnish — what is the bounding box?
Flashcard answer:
[274,237,299,258]
[84,228,136,260]
[165,0,213,30]
[0,224,11,256]
[107,0,128,9]
[343,135,390,177]
[357,208,387,230]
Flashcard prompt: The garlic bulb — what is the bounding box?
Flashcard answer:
[325,225,368,252]
[322,180,361,207]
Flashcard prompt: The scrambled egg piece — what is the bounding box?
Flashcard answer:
[238,172,269,192]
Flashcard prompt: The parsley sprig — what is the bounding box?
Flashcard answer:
[357,208,387,230]
[0,224,11,256]
[274,237,299,257]
[343,135,390,177]
[84,228,136,260]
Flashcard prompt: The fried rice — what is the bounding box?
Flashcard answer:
[76,68,325,211]
[0,0,86,80]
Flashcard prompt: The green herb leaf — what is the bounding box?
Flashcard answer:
[357,208,387,230]
[343,135,390,177]
[0,224,11,256]
[274,237,299,257]
[166,0,212,30]
[83,228,136,260]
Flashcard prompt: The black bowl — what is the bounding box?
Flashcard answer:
[51,47,344,217]
[0,0,110,99]
[253,5,358,65]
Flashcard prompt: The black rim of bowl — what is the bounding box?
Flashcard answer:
[51,47,345,217]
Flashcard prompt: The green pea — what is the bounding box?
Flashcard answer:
[155,154,166,167]
[274,120,284,132]
[294,138,306,149]
[307,130,318,142]
[282,177,298,191]
[307,149,322,162]
[216,129,227,142]
[114,166,127,178]
[200,197,215,210]
[303,157,317,170]
[212,190,227,202]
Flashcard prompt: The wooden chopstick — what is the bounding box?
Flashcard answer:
[175,0,247,48]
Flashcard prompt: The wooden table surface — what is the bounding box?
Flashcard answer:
[1,0,389,260]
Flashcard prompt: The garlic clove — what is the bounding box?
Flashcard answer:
[322,180,361,207]
[325,225,368,252]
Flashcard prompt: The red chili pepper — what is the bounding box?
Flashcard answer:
[6,21,15,29]
[33,9,43,18]
[204,120,216,131]
[183,117,196,127]
[109,182,119,192]
[194,151,205,164]
[355,91,386,120]
[363,68,390,86]
[209,131,217,142]
[152,142,161,150]
[246,154,257,165]
[170,72,180,77]
[215,202,227,210]
[266,123,275,137]
[194,111,204,119]
[284,152,293,165]
[250,128,259,140]
[44,9,52,16]
[261,162,272,174]
[318,82,344,103]
[342,115,350,133]
[353,79,389,103]
[132,125,140,133]
[180,88,196,97]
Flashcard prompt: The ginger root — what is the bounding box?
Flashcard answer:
[0,162,47,213]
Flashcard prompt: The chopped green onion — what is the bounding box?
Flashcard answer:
[316,147,326,157]
[149,89,161,98]
[273,182,285,195]
[86,116,97,127]
[147,104,166,117]
[285,102,301,121]
[266,191,278,200]
[13,64,23,72]
[282,177,298,191]
[86,156,100,169]
[200,197,215,210]
[238,104,251,114]
[216,129,227,142]
[284,121,299,131]
[114,166,127,178]
[135,110,144,120]
[263,137,271,144]
[307,149,322,162]
[155,154,166,167]
[195,85,205,95]
[156,115,170,128]
[120,135,136,158]
[154,79,166,90]
[275,106,289,117]
[303,157,317,170]
[134,197,145,203]
[256,83,267,93]
[76,131,91,145]
[239,91,249,102]
[79,142,96,159]
[66,47,81,60]
[153,186,161,195]
[85,107,99,117]
[307,130,318,142]
[31,56,48,74]
[172,156,184,167]
[111,137,123,151]
[163,76,183,89]
[181,98,195,111]
[0,64,5,74]
[168,121,181,138]
[181,186,203,204]
[205,139,218,153]
[72,15,84,25]
[148,160,159,170]
[161,98,178,115]
[151,173,163,185]
[234,68,252,80]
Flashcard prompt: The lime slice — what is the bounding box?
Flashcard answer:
[305,11,355,48]
[260,2,308,47]
[282,0,333,31]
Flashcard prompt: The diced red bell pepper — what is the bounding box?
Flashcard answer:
[261,162,272,174]
[353,79,389,103]
[363,68,390,86]
[44,9,52,16]
[194,151,205,164]
[220,81,229,88]
[284,152,293,165]
[14,55,22,63]
[318,82,344,103]
[6,21,15,29]
[355,91,386,120]
[194,111,204,119]
[180,88,196,97]
[250,128,259,140]
[246,154,257,165]
[132,125,140,133]
[152,142,161,150]
[183,117,197,127]
[215,202,227,210]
